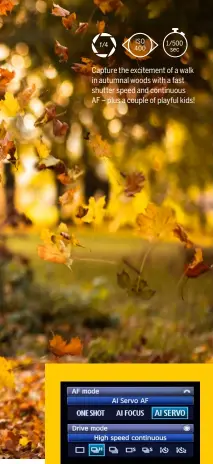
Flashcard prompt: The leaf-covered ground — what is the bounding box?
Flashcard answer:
[0,357,45,459]
[1,231,213,457]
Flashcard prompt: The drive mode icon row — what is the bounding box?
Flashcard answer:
[74,444,191,456]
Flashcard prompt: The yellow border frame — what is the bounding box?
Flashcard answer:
[45,363,213,463]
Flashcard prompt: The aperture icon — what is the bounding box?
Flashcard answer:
[92,33,116,58]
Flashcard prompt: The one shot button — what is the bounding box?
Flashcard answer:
[152,407,188,420]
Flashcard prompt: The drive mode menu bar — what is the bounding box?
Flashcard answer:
[60,382,200,462]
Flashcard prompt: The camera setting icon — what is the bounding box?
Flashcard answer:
[92,33,116,58]
[163,28,188,58]
[122,33,158,59]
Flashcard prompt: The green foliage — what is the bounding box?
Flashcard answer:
[117,269,156,299]
[88,338,118,363]
[0,244,119,356]
[1,234,213,364]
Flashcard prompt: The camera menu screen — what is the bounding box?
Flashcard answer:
[60,382,200,462]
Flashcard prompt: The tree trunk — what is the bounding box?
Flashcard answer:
[4,163,15,220]
[3,163,32,228]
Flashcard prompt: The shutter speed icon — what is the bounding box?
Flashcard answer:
[92,33,117,58]
[122,33,159,58]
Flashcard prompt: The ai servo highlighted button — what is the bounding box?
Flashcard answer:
[152,407,189,419]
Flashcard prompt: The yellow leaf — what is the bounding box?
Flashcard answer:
[104,158,123,196]
[57,222,69,234]
[34,139,50,159]
[0,92,20,117]
[40,228,53,244]
[82,196,106,226]
[0,356,15,390]
[70,233,85,248]
[136,203,176,241]
[19,437,29,447]
[189,248,203,269]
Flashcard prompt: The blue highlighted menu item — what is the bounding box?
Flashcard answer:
[152,407,188,419]
[89,444,105,457]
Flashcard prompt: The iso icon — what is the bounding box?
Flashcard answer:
[92,33,116,58]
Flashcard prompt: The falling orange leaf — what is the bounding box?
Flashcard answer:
[0,0,14,16]
[72,57,102,76]
[37,224,73,269]
[62,12,76,30]
[37,156,66,175]
[59,188,77,206]
[37,245,69,265]
[88,133,111,158]
[52,3,70,17]
[0,68,15,87]
[185,248,211,278]
[34,104,56,127]
[122,171,146,197]
[173,224,194,249]
[181,52,190,65]
[75,22,88,34]
[0,139,16,162]
[17,83,36,110]
[76,205,89,219]
[49,334,83,357]
[0,124,16,162]
[53,118,69,137]
[57,172,73,185]
[57,165,84,185]
[54,40,68,62]
[97,20,106,34]
[38,223,84,269]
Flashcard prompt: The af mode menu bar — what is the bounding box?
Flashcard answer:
[60,382,200,463]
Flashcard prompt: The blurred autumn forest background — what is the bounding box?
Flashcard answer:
[1,0,213,457]
[1,0,213,369]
